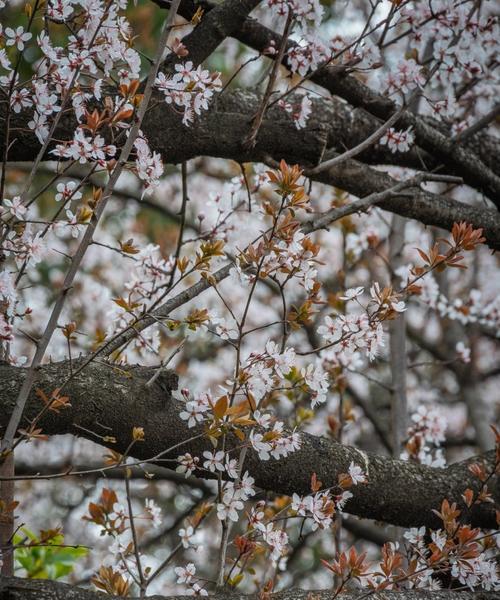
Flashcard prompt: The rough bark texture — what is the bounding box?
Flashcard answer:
[155,0,500,204]
[0,577,499,600]
[1,0,499,247]
[235,7,500,206]
[311,157,500,251]
[0,360,497,530]
[1,2,498,597]
[3,90,500,249]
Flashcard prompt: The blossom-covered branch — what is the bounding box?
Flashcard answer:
[0,359,497,530]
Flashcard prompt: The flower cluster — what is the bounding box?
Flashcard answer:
[291,462,366,530]
[52,129,117,165]
[317,284,405,362]
[401,405,447,467]
[155,61,222,126]
[383,59,425,96]
[380,127,415,154]
[278,95,312,129]
[286,38,328,76]
[322,496,499,592]
[217,471,256,522]
[174,563,208,596]
[134,135,164,196]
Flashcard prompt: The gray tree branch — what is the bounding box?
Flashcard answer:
[3,90,500,249]
[164,0,500,205]
[1,576,499,600]
[0,360,497,530]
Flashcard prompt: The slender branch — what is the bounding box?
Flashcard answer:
[73,172,455,366]
[124,474,146,595]
[244,7,293,148]
[388,215,407,458]
[87,172,467,365]
[308,105,406,175]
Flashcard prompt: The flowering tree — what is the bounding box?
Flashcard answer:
[0,0,499,599]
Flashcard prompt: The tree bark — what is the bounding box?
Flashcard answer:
[0,360,497,530]
[0,576,498,600]
[3,90,500,249]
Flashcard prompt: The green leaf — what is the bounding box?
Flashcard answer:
[14,526,88,580]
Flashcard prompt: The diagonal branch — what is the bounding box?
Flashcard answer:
[77,172,475,362]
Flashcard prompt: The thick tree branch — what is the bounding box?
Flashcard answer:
[1,0,499,245]
[309,154,500,251]
[3,90,500,249]
[1,576,499,600]
[342,517,394,547]
[0,360,497,530]
[165,0,500,204]
[163,0,261,70]
[2,1,499,250]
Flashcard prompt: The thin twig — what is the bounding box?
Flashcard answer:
[307,103,407,175]
[124,474,146,596]
[244,8,294,149]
